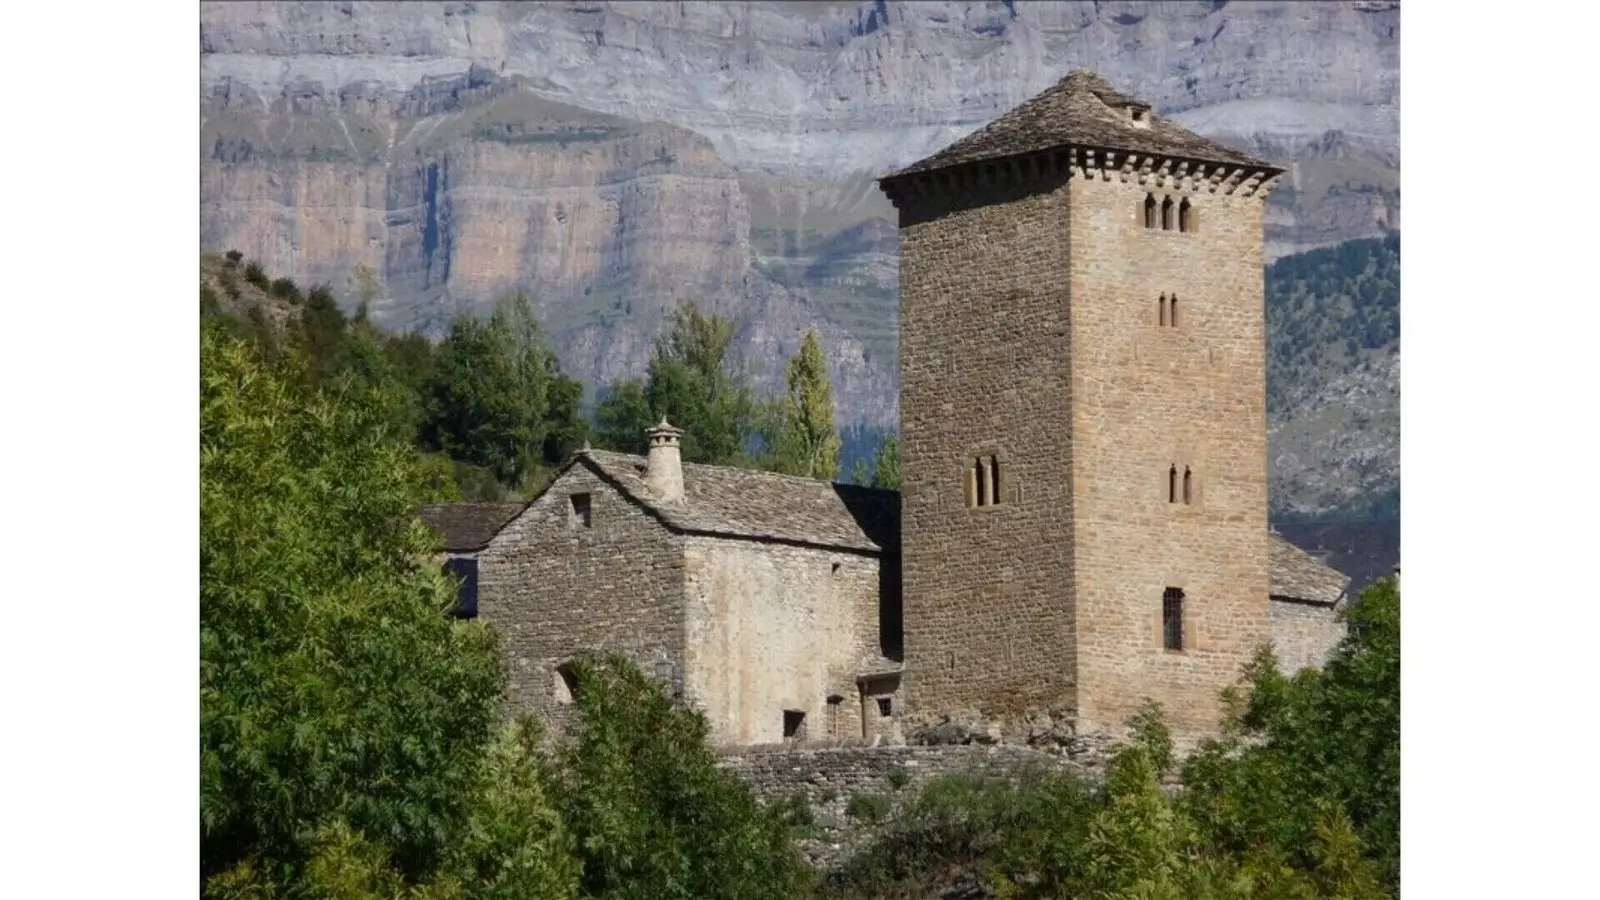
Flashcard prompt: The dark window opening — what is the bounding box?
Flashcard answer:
[876,697,893,718]
[1168,465,1178,504]
[1163,588,1185,651]
[1161,196,1176,231]
[1170,294,1178,328]
[826,696,843,738]
[1183,467,1193,504]
[1144,193,1158,229]
[443,557,478,619]
[1159,293,1168,326]
[783,710,807,740]
[989,456,1001,505]
[831,561,842,575]
[569,493,592,528]
[554,662,581,705]
[974,458,988,507]
[1179,197,1194,233]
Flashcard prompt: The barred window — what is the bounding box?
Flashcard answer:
[1163,588,1185,651]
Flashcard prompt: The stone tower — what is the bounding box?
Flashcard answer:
[877,71,1285,738]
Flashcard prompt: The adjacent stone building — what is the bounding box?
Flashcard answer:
[420,70,1353,749]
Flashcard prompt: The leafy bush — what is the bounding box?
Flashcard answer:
[200,328,507,891]
[225,249,244,265]
[269,276,302,302]
[243,261,268,289]
[844,792,892,824]
[555,652,814,900]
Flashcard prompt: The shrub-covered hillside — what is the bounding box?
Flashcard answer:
[1266,233,1400,523]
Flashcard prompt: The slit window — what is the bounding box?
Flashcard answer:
[1168,465,1178,504]
[1159,293,1168,326]
[1183,467,1193,504]
[1163,588,1185,651]
[1179,197,1194,233]
[1161,196,1176,231]
[968,456,1001,507]
[1144,193,1158,229]
[1169,295,1178,328]
[826,696,843,739]
[569,493,592,528]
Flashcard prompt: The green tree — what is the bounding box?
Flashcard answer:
[201,327,505,889]
[1181,577,1400,894]
[645,301,757,466]
[593,379,654,455]
[541,374,590,465]
[770,329,841,479]
[871,434,901,491]
[556,653,813,900]
[420,295,560,486]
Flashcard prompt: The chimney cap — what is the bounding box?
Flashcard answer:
[647,418,683,441]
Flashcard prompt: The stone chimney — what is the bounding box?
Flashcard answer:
[646,418,685,504]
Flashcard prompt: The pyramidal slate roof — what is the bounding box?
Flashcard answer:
[885,70,1278,181]
[418,502,527,553]
[577,449,900,554]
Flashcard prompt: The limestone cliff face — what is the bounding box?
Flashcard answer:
[200,0,1399,259]
[201,68,751,332]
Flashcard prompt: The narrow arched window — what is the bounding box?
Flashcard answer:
[1168,465,1178,503]
[974,458,988,508]
[1144,194,1158,229]
[1183,467,1193,504]
[1161,196,1175,230]
[1169,294,1178,328]
[1159,293,1168,326]
[1179,197,1193,233]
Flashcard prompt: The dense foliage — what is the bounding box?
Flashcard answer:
[554,654,814,899]
[200,326,508,889]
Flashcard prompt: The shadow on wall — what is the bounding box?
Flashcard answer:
[833,484,903,661]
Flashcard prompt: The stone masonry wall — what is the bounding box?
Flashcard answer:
[477,462,685,732]
[718,742,1108,867]
[1067,172,1272,737]
[1269,597,1346,674]
[895,169,1079,730]
[683,537,887,745]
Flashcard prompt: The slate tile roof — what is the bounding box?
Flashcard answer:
[417,502,527,553]
[579,450,900,554]
[1269,532,1352,606]
[885,70,1278,181]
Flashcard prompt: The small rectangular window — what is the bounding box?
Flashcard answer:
[876,697,893,718]
[443,557,479,619]
[569,493,592,528]
[783,709,807,740]
[826,696,842,738]
[1162,588,1185,651]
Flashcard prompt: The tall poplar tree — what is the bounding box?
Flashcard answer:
[772,329,841,480]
